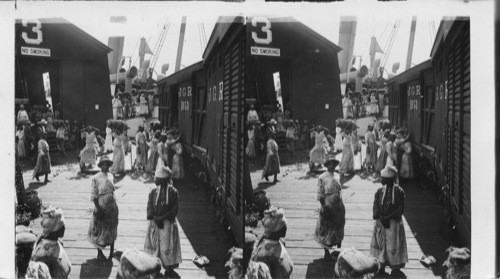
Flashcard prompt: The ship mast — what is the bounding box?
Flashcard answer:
[405,16,417,70]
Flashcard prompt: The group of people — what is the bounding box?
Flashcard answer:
[343,89,387,119]
[86,121,185,277]
[313,155,408,278]
[16,156,183,278]
[112,90,157,120]
[16,105,83,161]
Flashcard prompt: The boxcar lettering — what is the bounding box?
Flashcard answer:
[440,84,444,100]
[219,83,223,101]
[182,88,187,97]
[251,17,272,45]
[188,86,192,96]
[179,88,182,97]
[444,81,448,100]
[22,19,43,45]
[416,85,421,95]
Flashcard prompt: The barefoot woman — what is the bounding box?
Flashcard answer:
[88,156,119,261]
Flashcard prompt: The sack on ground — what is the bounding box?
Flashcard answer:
[119,249,162,277]
[335,248,379,278]
[26,261,52,279]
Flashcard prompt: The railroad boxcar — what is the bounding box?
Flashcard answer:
[387,18,470,247]
[157,17,246,246]
[157,61,205,150]
[245,16,344,130]
[431,18,470,247]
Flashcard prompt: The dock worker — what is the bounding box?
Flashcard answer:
[144,166,182,278]
[370,165,408,278]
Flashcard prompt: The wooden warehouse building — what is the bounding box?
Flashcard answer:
[15,18,113,131]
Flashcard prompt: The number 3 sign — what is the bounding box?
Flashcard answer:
[21,19,43,45]
[251,17,272,45]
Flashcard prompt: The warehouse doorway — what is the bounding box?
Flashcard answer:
[15,57,61,120]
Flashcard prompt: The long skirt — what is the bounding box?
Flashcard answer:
[339,147,354,174]
[33,154,51,178]
[88,194,119,249]
[365,142,378,168]
[314,194,345,248]
[374,150,387,172]
[246,139,256,158]
[80,144,97,165]
[146,151,159,173]
[135,143,148,169]
[144,219,182,267]
[309,145,327,165]
[18,139,26,158]
[262,153,280,178]
[370,219,408,268]
[399,153,414,179]
[171,154,184,179]
[251,239,293,279]
[334,134,343,151]
[31,239,71,278]
[110,147,126,174]
[104,135,113,152]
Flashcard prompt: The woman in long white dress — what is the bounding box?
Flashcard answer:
[104,124,113,153]
[339,131,354,176]
[246,126,256,158]
[146,132,160,174]
[334,126,343,152]
[109,129,126,176]
[309,129,328,171]
[171,140,184,180]
[80,129,98,171]
[399,141,414,180]
[140,94,148,116]
[156,133,169,171]
[16,125,26,158]
[135,126,149,171]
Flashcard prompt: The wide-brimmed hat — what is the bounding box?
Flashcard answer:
[267,119,277,125]
[97,156,113,168]
[380,165,398,178]
[324,155,340,168]
[40,206,65,234]
[155,166,172,179]
[39,119,47,125]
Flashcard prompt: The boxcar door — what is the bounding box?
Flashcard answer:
[221,28,245,241]
[446,21,471,247]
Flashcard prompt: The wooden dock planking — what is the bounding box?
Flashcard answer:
[22,151,231,279]
[250,155,451,279]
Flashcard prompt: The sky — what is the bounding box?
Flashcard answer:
[69,14,441,79]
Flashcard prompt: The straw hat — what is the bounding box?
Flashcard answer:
[380,165,398,178]
[267,119,277,125]
[97,156,113,168]
[40,206,65,234]
[324,155,340,168]
[155,166,172,179]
